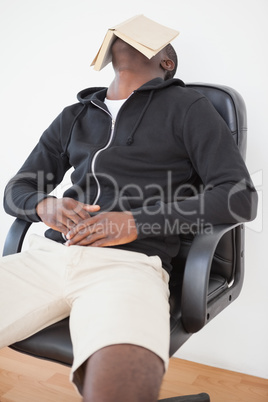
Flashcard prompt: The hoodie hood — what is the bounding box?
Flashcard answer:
[59,78,185,160]
[73,78,186,149]
[77,77,185,105]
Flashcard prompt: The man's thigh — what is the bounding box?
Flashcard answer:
[0,234,70,348]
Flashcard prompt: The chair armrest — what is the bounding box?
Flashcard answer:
[181,223,240,333]
[2,218,32,256]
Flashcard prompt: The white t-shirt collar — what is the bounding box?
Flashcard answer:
[104,98,127,121]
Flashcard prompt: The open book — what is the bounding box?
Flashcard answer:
[91,15,180,71]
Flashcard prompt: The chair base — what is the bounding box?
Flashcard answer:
[159,393,210,402]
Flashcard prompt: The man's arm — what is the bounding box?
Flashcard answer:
[3,112,70,222]
[131,97,258,239]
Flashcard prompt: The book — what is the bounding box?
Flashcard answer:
[91,14,180,71]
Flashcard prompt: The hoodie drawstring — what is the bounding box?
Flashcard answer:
[60,105,87,159]
[126,90,155,146]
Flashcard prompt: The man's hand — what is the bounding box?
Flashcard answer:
[36,197,100,236]
[64,211,138,247]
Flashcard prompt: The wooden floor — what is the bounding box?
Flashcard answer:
[0,347,267,401]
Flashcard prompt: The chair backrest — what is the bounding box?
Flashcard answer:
[170,83,247,284]
[187,83,247,160]
[168,83,246,354]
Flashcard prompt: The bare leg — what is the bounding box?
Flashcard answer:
[82,344,165,402]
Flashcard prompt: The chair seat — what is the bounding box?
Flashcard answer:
[10,317,73,365]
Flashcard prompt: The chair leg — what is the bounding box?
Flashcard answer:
[158,393,210,402]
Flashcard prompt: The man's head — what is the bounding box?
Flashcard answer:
[111,38,178,81]
[91,15,179,74]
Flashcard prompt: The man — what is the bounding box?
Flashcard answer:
[1,17,257,402]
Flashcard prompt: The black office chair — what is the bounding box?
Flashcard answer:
[2,83,247,402]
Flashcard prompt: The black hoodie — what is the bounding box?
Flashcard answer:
[4,78,257,272]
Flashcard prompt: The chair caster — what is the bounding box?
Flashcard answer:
[159,393,210,402]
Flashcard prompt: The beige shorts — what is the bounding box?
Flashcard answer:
[0,234,170,394]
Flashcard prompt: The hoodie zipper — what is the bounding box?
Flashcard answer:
[90,101,115,205]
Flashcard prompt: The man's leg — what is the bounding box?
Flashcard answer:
[83,344,164,402]
[0,234,70,348]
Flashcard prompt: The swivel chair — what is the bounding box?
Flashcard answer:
[3,83,248,401]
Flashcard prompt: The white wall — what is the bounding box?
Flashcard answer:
[0,0,267,379]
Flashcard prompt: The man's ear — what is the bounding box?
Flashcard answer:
[160,58,175,72]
